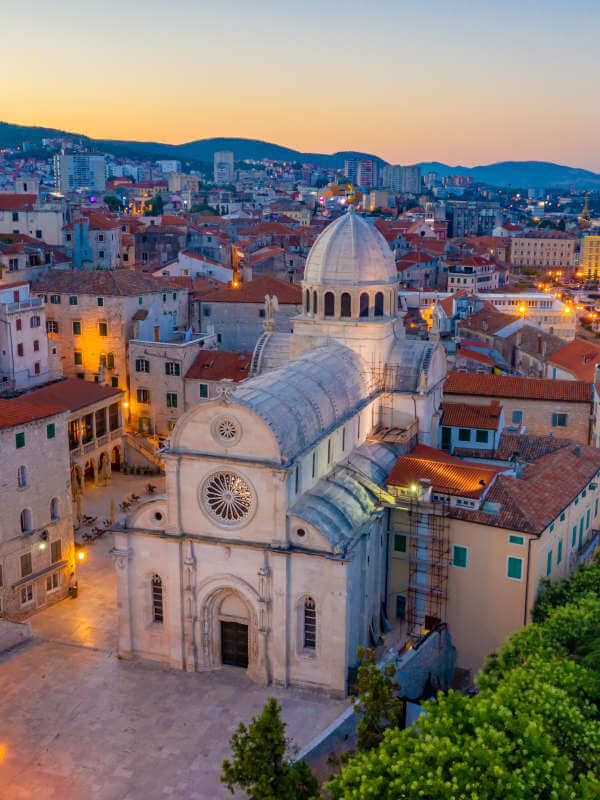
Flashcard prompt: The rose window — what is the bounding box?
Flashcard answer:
[202,471,255,525]
[211,415,242,446]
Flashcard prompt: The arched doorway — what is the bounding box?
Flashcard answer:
[71,465,83,499]
[218,592,249,668]
[99,452,111,483]
[84,458,95,486]
[111,445,121,471]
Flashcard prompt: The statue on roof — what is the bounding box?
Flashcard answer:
[263,294,280,332]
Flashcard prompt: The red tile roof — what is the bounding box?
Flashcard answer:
[18,378,123,413]
[546,338,600,382]
[185,351,252,382]
[199,275,301,304]
[456,348,495,366]
[33,270,183,297]
[0,397,65,430]
[441,401,502,430]
[0,193,37,211]
[387,444,506,499]
[457,306,518,335]
[444,370,592,402]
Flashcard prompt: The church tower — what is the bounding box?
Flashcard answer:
[292,207,404,368]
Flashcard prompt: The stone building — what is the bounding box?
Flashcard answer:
[32,271,187,391]
[112,208,447,696]
[0,396,75,619]
[510,231,576,270]
[183,350,252,406]
[198,276,302,351]
[444,370,593,444]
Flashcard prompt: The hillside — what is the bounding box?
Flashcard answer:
[2,121,600,188]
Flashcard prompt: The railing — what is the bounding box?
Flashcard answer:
[97,434,109,446]
[82,442,95,454]
[110,427,122,440]
[1,298,43,312]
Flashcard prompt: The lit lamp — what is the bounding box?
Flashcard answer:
[77,550,85,561]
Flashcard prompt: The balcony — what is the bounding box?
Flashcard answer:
[1,297,43,313]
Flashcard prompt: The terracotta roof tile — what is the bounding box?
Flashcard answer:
[547,338,600,382]
[17,378,123,413]
[185,351,251,382]
[444,370,592,402]
[200,275,301,305]
[0,193,37,211]
[441,401,502,430]
[33,270,183,297]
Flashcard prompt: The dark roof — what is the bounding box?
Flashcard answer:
[494,432,571,462]
[199,275,302,305]
[32,270,183,297]
[444,370,592,403]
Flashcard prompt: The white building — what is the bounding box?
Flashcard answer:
[0,282,58,394]
[480,291,575,340]
[113,209,447,696]
[54,151,106,193]
[0,193,65,246]
[153,251,234,284]
[214,151,234,186]
[156,160,182,174]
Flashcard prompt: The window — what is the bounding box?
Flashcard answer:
[20,585,33,606]
[396,594,406,620]
[341,292,351,317]
[557,539,563,565]
[162,293,167,302]
[560,512,566,521]
[512,410,523,425]
[51,539,62,563]
[203,305,211,317]
[33,339,39,352]
[166,392,178,408]
[596,499,599,518]
[327,438,332,463]
[12,211,18,222]
[458,428,471,442]
[74,351,82,365]
[394,534,407,552]
[72,321,81,335]
[98,322,107,337]
[111,377,119,388]
[21,552,32,577]
[16,431,25,449]
[30,316,40,328]
[97,297,104,306]
[312,451,317,478]
[98,250,105,259]
[135,359,150,373]
[586,509,591,529]
[552,413,567,427]
[507,556,523,580]
[374,292,384,317]
[451,544,468,568]
[106,353,115,370]
[476,429,489,443]
[69,296,78,305]
[550,522,554,533]
[173,293,176,301]
[199,383,208,399]
[324,291,334,316]
[546,550,552,576]
[17,343,24,357]
[46,573,60,591]
[17,465,26,488]
[303,597,316,649]
[165,362,180,376]
[572,525,577,547]
[46,423,55,439]
[47,320,59,333]
[16,318,22,331]
[137,389,150,404]
[50,295,60,304]
[152,574,164,623]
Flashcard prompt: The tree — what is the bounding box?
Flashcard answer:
[189,202,218,215]
[145,193,164,216]
[532,554,600,623]
[221,697,318,800]
[353,647,405,751]
[104,194,123,212]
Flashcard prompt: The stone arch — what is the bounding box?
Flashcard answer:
[194,574,264,682]
[374,291,384,317]
[71,464,83,498]
[312,290,317,315]
[84,458,96,486]
[99,451,111,482]
[304,288,310,313]
[296,593,318,655]
[111,445,121,471]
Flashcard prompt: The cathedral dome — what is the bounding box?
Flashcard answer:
[303,207,397,287]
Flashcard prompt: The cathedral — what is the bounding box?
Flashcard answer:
[112,208,446,697]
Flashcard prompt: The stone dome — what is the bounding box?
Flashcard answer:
[303,207,398,287]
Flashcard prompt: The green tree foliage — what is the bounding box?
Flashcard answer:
[189,202,218,215]
[353,647,405,751]
[221,697,318,800]
[533,554,600,623]
[103,194,123,212]
[145,194,164,216]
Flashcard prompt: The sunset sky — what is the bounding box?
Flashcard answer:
[3,0,600,169]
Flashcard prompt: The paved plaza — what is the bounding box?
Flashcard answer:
[0,475,348,799]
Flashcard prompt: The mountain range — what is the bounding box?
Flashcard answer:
[2,121,599,189]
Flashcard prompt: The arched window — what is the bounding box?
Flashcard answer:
[340,292,351,318]
[20,508,32,533]
[50,497,59,521]
[312,291,317,314]
[305,289,310,313]
[151,574,164,624]
[359,292,369,317]
[374,292,384,317]
[324,292,335,317]
[17,465,26,488]
[303,597,316,649]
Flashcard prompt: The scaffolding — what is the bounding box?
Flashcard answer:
[365,360,421,447]
[391,495,450,644]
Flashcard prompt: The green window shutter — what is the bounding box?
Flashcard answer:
[452,545,468,568]
[586,509,591,528]
[72,321,81,335]
[596,499,598,517]
[507,556,522,580]
[174,363,180,376]
[557,539,563,565]
[165,362,170,375]
[546,550,552,576]
[560,512,565,521]
[572,526,577,547]
[549,522,554,533]
[46,423,55,439]
[199,383,208,398]
[394,534,406,553]
[15,431,25,448]
[509,534,524,545]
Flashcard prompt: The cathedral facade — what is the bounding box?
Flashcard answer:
[112,209,446,696]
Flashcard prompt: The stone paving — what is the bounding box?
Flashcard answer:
[0,475,348,799]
